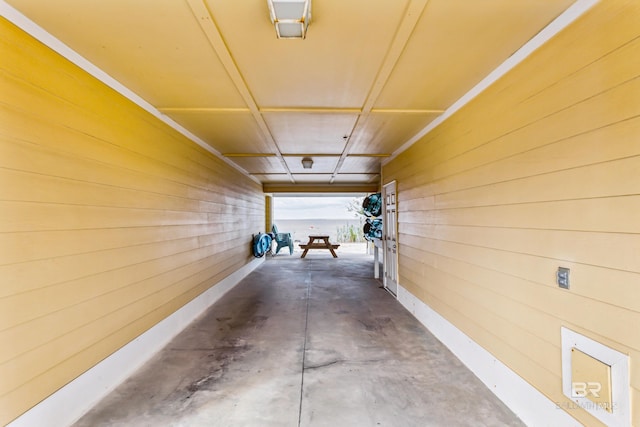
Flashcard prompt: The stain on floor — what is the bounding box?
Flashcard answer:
[73,253,524,427]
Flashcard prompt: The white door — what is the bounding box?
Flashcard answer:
[382,181,398,296]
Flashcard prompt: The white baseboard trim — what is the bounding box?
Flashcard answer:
[397,285,581,427]
[8,257,264,427]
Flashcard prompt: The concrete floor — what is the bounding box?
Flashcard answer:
[74,252,525,427]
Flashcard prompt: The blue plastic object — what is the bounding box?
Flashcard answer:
[362,192,382,217]
[363,218,382,241]
[252,232,272,258]
[271,224,294,255]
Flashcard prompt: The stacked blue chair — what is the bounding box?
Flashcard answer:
[271,224,294,255]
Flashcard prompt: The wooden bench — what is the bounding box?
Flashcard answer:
[299,243,340,250]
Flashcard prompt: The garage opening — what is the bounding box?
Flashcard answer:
[269,194,372,256]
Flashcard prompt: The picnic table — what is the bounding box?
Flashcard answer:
[299,235,340,258]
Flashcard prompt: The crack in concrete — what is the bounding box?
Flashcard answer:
[297,270,312,427]
[303,359,344,370]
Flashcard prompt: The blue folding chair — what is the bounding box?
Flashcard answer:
[271,224,293,255]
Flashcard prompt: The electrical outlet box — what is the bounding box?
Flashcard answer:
[557,267,570,289]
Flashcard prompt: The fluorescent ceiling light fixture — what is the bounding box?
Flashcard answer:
[267,0,311,39]
[301,157,313,169]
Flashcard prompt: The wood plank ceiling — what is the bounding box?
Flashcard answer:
[5,0,576,192]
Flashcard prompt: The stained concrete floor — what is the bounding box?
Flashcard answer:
[74,252,525,427]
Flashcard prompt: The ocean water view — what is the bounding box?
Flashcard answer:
[273,218,365,243]
[268,218,373,256]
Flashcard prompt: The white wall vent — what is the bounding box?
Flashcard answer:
[561,327,630,427]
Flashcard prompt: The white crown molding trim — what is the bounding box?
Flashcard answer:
[0,1,259,184]
[384,0,600,166]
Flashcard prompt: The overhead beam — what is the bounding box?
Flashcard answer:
[158,107,251,113]
[185,0,295,183]
[223,153,278,157]
[384,0,601,164]
[0,0,261,185]
[159,106,444,115]
[260,107,361,114]
[346,153,391,157]
[331,0,431,183]
[283,153,391,157]
[263,183,379,194]
[223,153,391,158]
[360,0,431,114]
[370,108,444,114]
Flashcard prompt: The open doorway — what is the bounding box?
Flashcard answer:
[269,194,371,256]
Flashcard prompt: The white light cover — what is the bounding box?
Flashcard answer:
[273,1,306,19]
[277,22,303,38]
[267,0,311,39]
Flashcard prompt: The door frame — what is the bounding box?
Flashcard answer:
[382,180,398,296]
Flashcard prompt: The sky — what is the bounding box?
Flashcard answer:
[273,196,363,220]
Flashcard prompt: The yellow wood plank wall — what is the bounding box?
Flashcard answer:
[383,3,640,426]
[0,18,264,425]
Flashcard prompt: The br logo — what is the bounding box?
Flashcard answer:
[572,382,602,398]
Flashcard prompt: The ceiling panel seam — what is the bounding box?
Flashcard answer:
[0,0,262,184]
[158,107,251,113]
[331,0,430,183]
[360,0,431,114]
[1,0,591,191]
[383,0,601,166]
[185,0,295,183]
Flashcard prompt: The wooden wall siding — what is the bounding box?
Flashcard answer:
[383,2,640,426]
[0,19,264,425]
